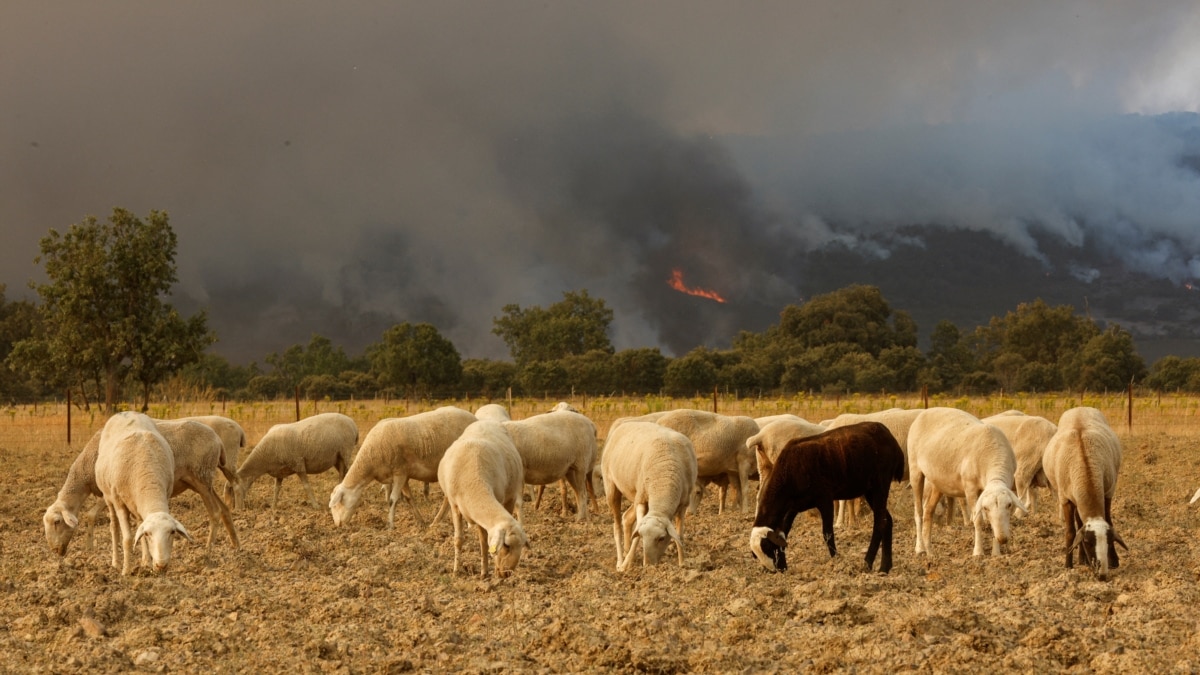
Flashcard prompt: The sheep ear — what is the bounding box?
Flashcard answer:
[174,519,195,544]
[766,529,787,549]
[328,484,344,508]
[1070,526,1087,552]
[755,447,772,475]
[1111,530,1128,551]
[1190,487,1200,504]
[134,521,148,545]
[971,499,984,524]
[488,529,504,554]
[63,511,80,529]
[1011,491,1028,515]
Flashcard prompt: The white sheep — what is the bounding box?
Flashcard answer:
[1042,406,1127,580]
[329,406,477,529]
[437,420,528,578]
[745,417,829,505]
[44,418,239,557]
[600,420,698,570]
[981,411,1058,516]
[235,412,358,508]
[908,407,1027,557]
[649,409,759,515]
[503,406,598,520]
[184,415,247,509]
[474,403,511,422]
[94,411,195,575]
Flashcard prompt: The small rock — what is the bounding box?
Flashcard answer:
[725,598,755,616]
[134,650,159,666]
[79,617,106,639]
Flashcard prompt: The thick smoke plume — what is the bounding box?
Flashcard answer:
[3,2,1200,362]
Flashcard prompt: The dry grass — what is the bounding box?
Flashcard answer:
[4,394,1200,672]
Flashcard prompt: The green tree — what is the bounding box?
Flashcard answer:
[14,208,212,412]
[1064,326,1147,391]
[663,348,718,396]
[367,323,462,398]
[461,358,518,397]
[926,320,974,391]
[560,349,615,394]
[1147,356,1200,391]
[492,290,614,366]
[0,285,42,401]
[611,348,668,394]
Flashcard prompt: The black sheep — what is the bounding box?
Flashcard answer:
[750,421,905,574]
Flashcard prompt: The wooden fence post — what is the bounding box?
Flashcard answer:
[295,385,301,421]
[1127,379,1134,432]
[66,389,72,446]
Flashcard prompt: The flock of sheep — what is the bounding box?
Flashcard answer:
[41,400,1133,582]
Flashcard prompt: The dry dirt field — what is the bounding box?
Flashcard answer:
[4,395,1200,673]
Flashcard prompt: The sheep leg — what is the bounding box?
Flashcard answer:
[428,496,449,529]
[476,524,490,578]
[911,473,925,555]
[866,491,894,574]
[817,501,837,558]
[386,477,403,529]
[296,471,319,508]
[674,512,687,566]
[84,499,105,551]
[450,504,464,575]
[115,507,134,575]
[965,490,987,556]
[607,489,626,568]
[402,481,429,529]
[566,471,588,521]
[1105,496,1120,569]
[272,477,284,509]
[533,485,545,511]
[1062,501,1077,569]
[194,480,239,549]
[106,502,121,570]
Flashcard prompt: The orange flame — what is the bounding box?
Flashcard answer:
[667,268,726,303]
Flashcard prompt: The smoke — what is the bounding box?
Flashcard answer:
[3,2,1200,362]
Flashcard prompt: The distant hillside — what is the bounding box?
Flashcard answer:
[791,226,1200,364]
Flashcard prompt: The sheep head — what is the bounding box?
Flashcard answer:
[973,483,1027,555]
[633,514,681,567]
[750,526,788,573]
[488,523,528,578]
[328,482,362,526]
[134,512,194,572]
[1071,517,1126,581]
[43,502,80,558]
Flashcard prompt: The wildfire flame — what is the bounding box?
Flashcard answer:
[667,268,727,303]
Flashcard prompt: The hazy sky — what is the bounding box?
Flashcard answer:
[4,2,1200,362]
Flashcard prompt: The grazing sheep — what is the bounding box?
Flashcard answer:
[648,409,759,515]
[94,412,195,575]
[503,406,598,520]
[44,418,239,557]
[1190,488,1200,504]
[474,404,511,422]
[154,419,240,549]
[750,422,905,574]
[1042,407,1127,580]
[745,417,829,505]
[908,407,1027,557]
[823,409,922,527]
[600,421,698,571]
[235,412,357,509]
[183,415,247,509]
[437,420,528,578]
[982,411,1058,516]
[329,406,477,529]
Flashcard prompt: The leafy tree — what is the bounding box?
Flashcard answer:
[1064,326,1147,391]
[926,320,974,391]
[367,323,462,398]
[1146,356,1200,391]
[611,348,668,394]
[179,353,259,397]
[970,299,1099,389]
[560,349,615,394]
[518,360,569,396]
[14,208,212,412]
[265,334,358,391]
[0,286,42,401]
[776,285,917,355]
[461,358,518,398]
[492,290,614,366]
[663,348,718,396]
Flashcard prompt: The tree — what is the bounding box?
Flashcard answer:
[926,320,974,391]
[0,285,42,401]
[663,348,718,396]
[367,323,462,398]
[461,358,518,398]
[15,208,212,412]
[611,348,668,394]
[1064,326,1147,391]
[492,290,614,366]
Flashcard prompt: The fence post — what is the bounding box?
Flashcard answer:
[1127,379,1134,432]
[712,386,719,414]
[66,389,72,446]
[295,386,301,421]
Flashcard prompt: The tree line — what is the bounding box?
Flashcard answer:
[0,208,1187,410]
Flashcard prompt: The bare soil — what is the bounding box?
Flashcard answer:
[6,418,1200,673]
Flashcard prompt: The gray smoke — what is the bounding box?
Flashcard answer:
[3,2,1200,362]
